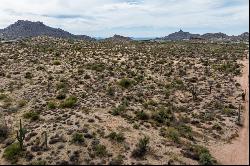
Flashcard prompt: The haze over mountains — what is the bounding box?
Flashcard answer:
[0,20,249,42]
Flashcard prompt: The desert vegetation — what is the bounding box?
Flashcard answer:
[0,36,248,165]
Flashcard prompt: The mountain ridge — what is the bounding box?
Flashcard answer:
[0,20,95,41]
[0,20,248,42]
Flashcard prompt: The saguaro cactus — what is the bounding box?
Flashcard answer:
[191,85,198,101]
[16,119,26,150]
[42,131,48,149]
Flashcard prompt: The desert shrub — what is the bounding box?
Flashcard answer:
[111,103,126,116]
[18,100,27,108]
[56,82,67,91]
[0,93,7,100]
[3,143,22,163]
[84,74,91,79]
[222,107,236,116]
[0,123,9,140]
[56,92,66,100]
[60,96,77,108]
[24,72,32,79]
[172,79,184,89]
[72,133,84,144]
[133,123,139,129]
[23,111,40,121]
[132,136,150,158]
[136,110,149,120]
[212,123,222,131]
[47,101,56,110]
[135,75,144,82]
[94,144,108,157]
[166,127,180,143]
[144,99,158,107]
[214,101,224,109]
[107,86,115,96]
[109,155,124,165]
[199,152,214,165]
[30,160,46,165]
[118,78,133,89]
[53,60,61,65]
[153,107,175,125]
[176,123,193,140]
[188,144,215,164]
[108,132,125,143]
[86,63,105,72]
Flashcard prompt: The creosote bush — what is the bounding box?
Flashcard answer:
[60,96,77,108]
[108,131,125,143]
[94,144,108,157]
[118,78,133,89]
[23,111,40,121]
[72,133,84,144]
[47,101,56,110]
[3,143,22,163]
[132,136,150,158]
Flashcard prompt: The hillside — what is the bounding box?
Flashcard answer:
[0,20,95,41]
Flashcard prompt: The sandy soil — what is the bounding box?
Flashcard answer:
[210,57,249,165]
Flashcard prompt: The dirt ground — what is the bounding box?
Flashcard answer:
[210,57,249,165]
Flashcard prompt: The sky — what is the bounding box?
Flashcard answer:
[0,0,249,37]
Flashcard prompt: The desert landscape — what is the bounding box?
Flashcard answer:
[0,34,249,165]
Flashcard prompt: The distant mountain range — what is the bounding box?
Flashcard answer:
[157,29,249,42]
[0,20,95,41]
[0,20,248,42]
[103,34,132,42]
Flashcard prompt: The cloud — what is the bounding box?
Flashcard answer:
[0,0,249,37]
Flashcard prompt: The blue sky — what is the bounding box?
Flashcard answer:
[0,0,249,37]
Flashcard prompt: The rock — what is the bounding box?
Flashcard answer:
[31,145,42,152]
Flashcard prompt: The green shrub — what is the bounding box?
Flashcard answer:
[60,96,77,108]
[23,111,40,121]
[86,63,105,72]
[72,133,84,144]
[167,127,180,143]
[24,72,32,79]
[18,100,27,108]
[132,136,150,158]
[53,60,61,65]
[107,86,115,96]
[56,82,67,91]
[108,132,125,143]
[30,160,46,165]
[111,103,126,116]
[136,110,149,120]
[3,143,22,162]
[0,93,7,100]
[47,101,56,110]
[110,155,124,165]
[118,78,133,89]
[94,144,108,157]
[153,107,174,125]
[199,152,214,165]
